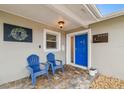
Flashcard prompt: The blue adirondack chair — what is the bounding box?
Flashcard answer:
[27,54,49,86]
[47,53,64,75]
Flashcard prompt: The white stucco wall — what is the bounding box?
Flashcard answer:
[0,11,66,85]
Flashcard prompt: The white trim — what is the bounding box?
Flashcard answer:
[73,36,75,64]
[69,63,88,70]
[43,29,61,52]
[66,29,91,69]
[90,4,103,17]
[83,4,99,21]
[88,4,124,25]
[89,9,124,25]
[92,4,124,19]
[100,10,124,20]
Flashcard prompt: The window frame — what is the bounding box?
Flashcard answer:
[43,29,61,51]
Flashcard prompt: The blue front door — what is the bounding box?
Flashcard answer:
[75,34,88,67]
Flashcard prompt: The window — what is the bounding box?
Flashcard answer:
[96,4,124,16]
[46,34,57,49]
[44,29,61,51]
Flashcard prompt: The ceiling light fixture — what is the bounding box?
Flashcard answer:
[58,21,64,29]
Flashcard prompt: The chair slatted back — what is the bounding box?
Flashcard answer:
[27,54,41,73]
[47,53,56,66]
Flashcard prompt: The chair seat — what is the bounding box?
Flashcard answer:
[32,68,47,73]
[40,64,46,70]
[30,63,47,73]
[30,65,41,73]
[34,70,47,77]
[54,64,63,69]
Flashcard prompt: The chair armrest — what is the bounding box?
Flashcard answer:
[26,66,33,75]
[47,61,53,66]
[56,59,63,65]
[40,63,49,70]
[47,61,54,69]
[40,62,48,66]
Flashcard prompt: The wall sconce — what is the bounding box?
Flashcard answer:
[58,21,64,29]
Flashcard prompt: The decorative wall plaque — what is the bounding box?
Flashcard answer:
[4,23,32,42]
[93,33,108,43]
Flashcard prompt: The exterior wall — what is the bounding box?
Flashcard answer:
[0,11,66,85]
[90,15,124,80]
[67,15,124,80]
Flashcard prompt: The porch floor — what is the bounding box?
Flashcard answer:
[1,65,124,89]
[0,65,96,89]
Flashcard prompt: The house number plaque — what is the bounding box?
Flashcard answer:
[93,33,108,43]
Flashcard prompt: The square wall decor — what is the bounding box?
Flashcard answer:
[4,23,32,42]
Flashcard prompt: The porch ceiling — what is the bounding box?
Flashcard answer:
[0,4,124,31]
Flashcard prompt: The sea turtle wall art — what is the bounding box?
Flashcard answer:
[3,23,32,42]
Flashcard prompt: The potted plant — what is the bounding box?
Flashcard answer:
[89,68,97,76]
